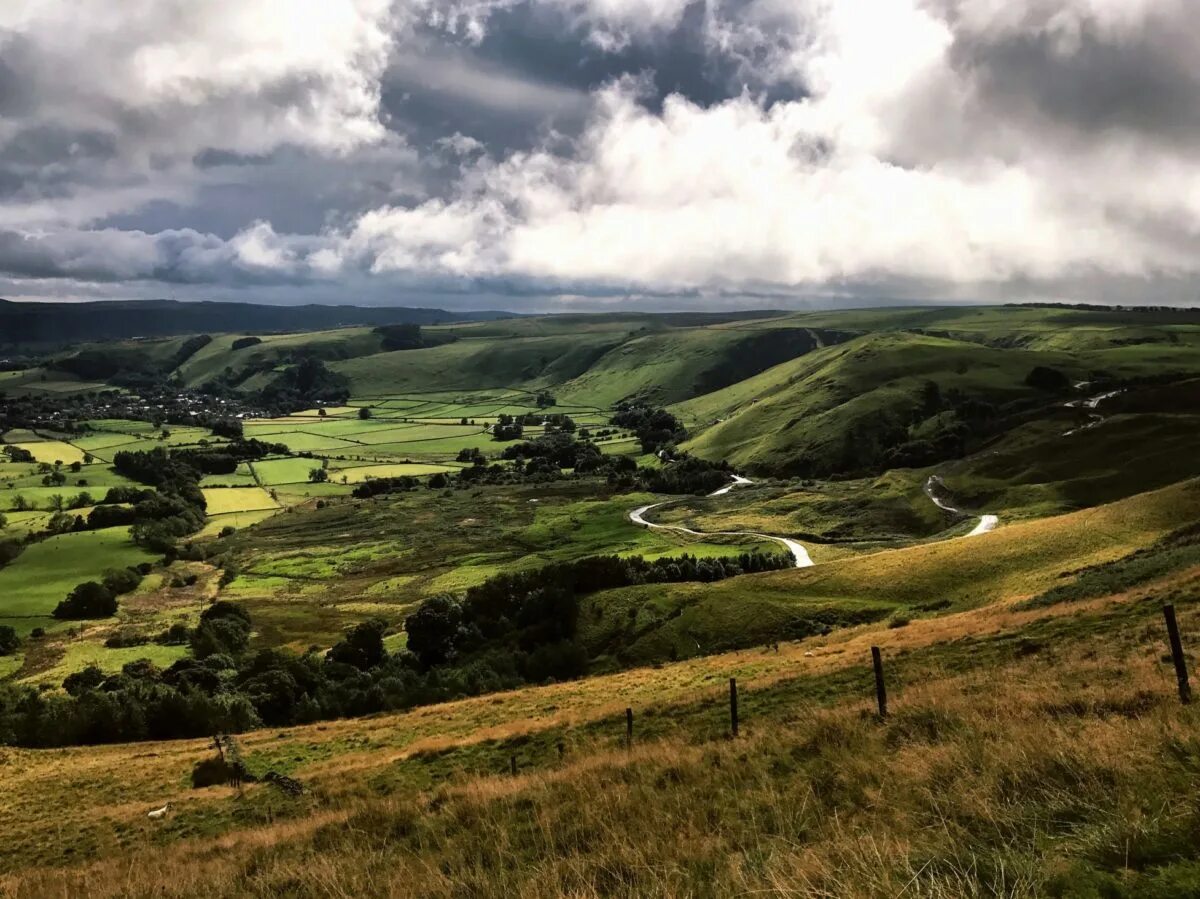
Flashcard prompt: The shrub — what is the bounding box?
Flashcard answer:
[191,602,252,659]
[53,582,118,620]
[101,567,144,596]
[104,631,150,649]
[0,625,20,656]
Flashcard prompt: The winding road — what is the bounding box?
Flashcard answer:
[629,476,814,567]
[924,475,999,537]
[1062,387,1123,437]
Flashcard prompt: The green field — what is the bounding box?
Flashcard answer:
[201,487,279,515]
[4,303,1199,702]
[0,527,156,633]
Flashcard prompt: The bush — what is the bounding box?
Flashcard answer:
[191,602,252,659]
[1026,365,1071,392]
[0,625,20,656]
[53,582,118,620]
[191,756,238,788]
[101,567,144,596]
[105,630,150,649]
[0,538,23,568]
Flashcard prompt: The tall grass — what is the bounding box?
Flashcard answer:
[3,566,1200,897]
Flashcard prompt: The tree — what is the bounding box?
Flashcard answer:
[191,602,252,659]
[0,538,22,567]
[326,618,388,670]
[68,492,94,510]
[358,407,372,420]
[0,512,6,530]
[0,625,19,656]
[308,468,329,483]
[1026,366,1070,392]
[54,581,118,619]
[405,594,463,668]
[69,461,82,473]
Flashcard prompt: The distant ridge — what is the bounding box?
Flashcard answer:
[0,299,517,348]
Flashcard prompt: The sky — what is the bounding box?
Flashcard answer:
[1,0,1199,312]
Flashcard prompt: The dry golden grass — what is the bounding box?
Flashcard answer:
[1,557,1198,897]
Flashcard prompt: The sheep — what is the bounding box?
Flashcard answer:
[147,802,171,820]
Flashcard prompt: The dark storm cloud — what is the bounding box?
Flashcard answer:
[3,0,1200,307]
[382,0,804,156]
[949,11,1200,149]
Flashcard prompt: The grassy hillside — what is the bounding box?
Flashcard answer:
[678,331,1070,474]
[578,478,1200,666]
[1,549,1197,896]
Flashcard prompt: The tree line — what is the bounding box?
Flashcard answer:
[0,548,789,748]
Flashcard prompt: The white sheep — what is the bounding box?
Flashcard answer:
[147,802,171,820]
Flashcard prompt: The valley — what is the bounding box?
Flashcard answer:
[1,302,1199,896]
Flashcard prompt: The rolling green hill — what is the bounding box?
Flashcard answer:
[677,331,1073,474]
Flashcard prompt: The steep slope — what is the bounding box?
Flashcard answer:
[678,331,1070,474]
[555,326,847,407]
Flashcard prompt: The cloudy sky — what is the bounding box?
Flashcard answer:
[1,0,1198,311]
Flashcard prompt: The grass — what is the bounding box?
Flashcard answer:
[23,642,189,686]
[0,555,1197,894]
[0,527,156,626]
[678,331,1075,473]
[575,478,1200,666]
[200,487,280,515]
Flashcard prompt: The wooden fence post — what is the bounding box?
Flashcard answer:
[626,707,634,748]
[871,646,888,718]
[1164,604,1192,705]
[729,677,739,737]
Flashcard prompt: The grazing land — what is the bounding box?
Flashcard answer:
[2,303,1200,895]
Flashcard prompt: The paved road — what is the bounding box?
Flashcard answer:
[629,476,814,567]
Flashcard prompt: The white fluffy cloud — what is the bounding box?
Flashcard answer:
[340,0,1200,294]
[4,0,1200,304]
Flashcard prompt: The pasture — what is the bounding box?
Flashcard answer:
[0,527,156,633]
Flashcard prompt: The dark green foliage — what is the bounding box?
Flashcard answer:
[53,581,117,619]
[191,602,252,659]
[612,403,687,453]
[104,630,150,649]
[1026,365,1071,392]
[101,567,144,596]
[352,476,419,498]
[0,626,19,656]
[100,485,156,504]
[0,539,23,568]
[326,618,388,670]
[209,418,244,440]
[0,546,790,747]
[231,336,262,351]
[492,413,523,441]
[358,406,372,420]
[636,455,731,495]
[259,357,351,408]
[405,596,464,668]
[62,665,106,696]
[374,323,422,351]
